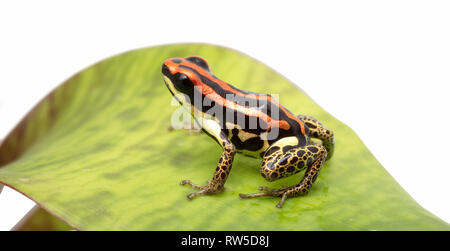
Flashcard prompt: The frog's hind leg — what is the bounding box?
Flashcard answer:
[297,115,334,160]
[239,144,327,208]
[180,119,236,199]
[180,139,236,199]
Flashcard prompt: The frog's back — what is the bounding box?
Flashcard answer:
[206,82,308,158]
[163,56,308,157]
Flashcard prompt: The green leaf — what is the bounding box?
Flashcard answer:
[12,206,73,231]
[0,43,448,230]
[0,141,3,195]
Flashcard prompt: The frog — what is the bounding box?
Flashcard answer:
[161,56,334,208]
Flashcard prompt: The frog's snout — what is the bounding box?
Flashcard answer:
[161,63,170,77]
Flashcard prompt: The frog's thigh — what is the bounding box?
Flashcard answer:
[297,114,334,160]
[260,142,323,182]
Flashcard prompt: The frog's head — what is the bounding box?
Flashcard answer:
[161,56,211,103]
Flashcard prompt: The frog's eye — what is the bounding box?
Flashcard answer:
[186,56,210,71]
[173,73,194,92]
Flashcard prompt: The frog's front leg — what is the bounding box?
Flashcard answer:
[181,132,236,199]
[240,142,327,208]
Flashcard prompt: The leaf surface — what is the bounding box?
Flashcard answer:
[12,206,73,231]
[0,44,448,230]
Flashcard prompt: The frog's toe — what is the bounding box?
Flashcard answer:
[182,179,225,200]
[240,189,291,208]
[239,192,266,198]
[258,186,284,192]
[239,190,282,199]
[258,186,270,191]
[186,190,208,200]
[180,179,205,190]
[275,192,289,208]
[187,193,195,200]
[240,185,293,200]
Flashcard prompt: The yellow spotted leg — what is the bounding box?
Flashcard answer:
[297,115,334,160]
[180,119,236,199]
[240,143,327,208]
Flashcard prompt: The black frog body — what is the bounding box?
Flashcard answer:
[162,56,334,208]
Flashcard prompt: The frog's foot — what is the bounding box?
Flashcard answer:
[239,186,304,208]
[180,179,224,200]
[258,185,288,191]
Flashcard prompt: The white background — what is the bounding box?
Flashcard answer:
[0,1,449,230]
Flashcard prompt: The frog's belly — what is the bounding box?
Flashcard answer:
[226,129,269,158]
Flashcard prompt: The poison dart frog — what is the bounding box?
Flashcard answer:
[161,56,334,208]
